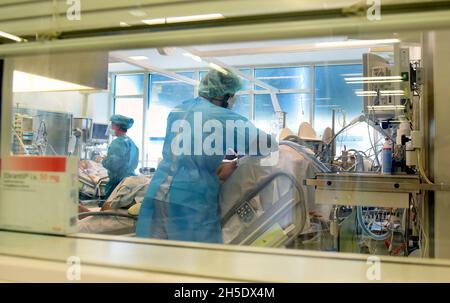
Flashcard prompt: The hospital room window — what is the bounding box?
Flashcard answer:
[313,64,371,154]
[113,74,145,167]
[146,72,196,168]
[254,93,311,133]
[253,66,311,134]
[254,66,310,90]
[114,74,145,96]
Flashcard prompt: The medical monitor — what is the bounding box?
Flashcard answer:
[91,123,109,144]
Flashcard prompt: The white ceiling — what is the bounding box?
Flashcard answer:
[108,37,393,73]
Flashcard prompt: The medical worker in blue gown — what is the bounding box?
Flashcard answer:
[136,68,278,243]
[101,114,139,202]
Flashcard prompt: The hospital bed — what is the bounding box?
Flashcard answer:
[78,160,109,204]
[220,141,332,248]
[78,175,151,235]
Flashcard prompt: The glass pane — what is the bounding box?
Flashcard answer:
[147,73,196,167]
[233,94,250,119]
[5,12,450,274]
[11,106,73,156]
[255,66,310,90]
[255,93,310,133]
[278,93,310,133]
[254,94,275,133]
[314,64,368,154]
[115,74,144,96]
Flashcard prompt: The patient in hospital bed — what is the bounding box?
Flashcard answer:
[78,160,109,198]
[78,175,151,234]
[219,142,332,247]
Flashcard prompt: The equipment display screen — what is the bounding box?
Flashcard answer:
[91,123,109,141]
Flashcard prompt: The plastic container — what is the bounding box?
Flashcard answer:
[382,137,393,174]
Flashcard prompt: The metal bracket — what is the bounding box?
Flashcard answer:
[306,173,420,193]
[306,173,450,192]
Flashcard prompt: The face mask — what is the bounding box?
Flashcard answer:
[106,124,116,137]
[221,94,237,109]
[227,95,237,109]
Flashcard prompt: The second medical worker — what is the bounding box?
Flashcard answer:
[101,114,139,200]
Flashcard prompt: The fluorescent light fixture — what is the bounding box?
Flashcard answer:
[142,13,224,25]
[128,56,148,60]
[356,90,377,95]
[167,13,224,23]
[183,52,202,62]
[13,71,93,93]
[341,73,363,77]
[380,90,405,94]
[315,38,400,48]
[208,63,228,75]
[345,76,402,82]
[356,90,405,96]
[347,80,403,84]
[0,30,24,42]
[129,10,147,17]
[142,18,166,25]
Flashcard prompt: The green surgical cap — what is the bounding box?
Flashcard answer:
[110,114,134,130]
[198,68,242,100]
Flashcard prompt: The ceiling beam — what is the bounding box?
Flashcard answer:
[192,43,394,58]
[183,46,280,93]
[110,53,199,86]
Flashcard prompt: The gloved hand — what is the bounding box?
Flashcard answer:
[128,202,142,216]
[216,161,237,184]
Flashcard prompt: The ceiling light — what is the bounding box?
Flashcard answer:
[208,63,228,75]
[119,22,131,27]
[13,71,93,93]
[315,39,400,48]
[341,73,363,77]
[167,13,224,23]
[347,80,403,84]
[0,30,24,42]
[142,13,224,25]
[129,10,147,17]
[355,90,405,96]
[128,56,148,60]
[345,76,402,82]
[380,90,405,94]
[142,18,166,25]
[183,52,202,62]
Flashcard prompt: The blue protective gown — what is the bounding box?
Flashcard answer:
[136,97,276,243]
[102,135,139,200]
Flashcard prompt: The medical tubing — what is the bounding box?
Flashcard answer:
[417,150,434,185]
[78,211,137,220]
[280,140,331,173]
[356,207,392,241]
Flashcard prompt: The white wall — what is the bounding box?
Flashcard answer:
[86,92,111,123]
[12,90,111,124]
[13,91,84,116]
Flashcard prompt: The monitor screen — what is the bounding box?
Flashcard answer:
[91,123,109,141]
